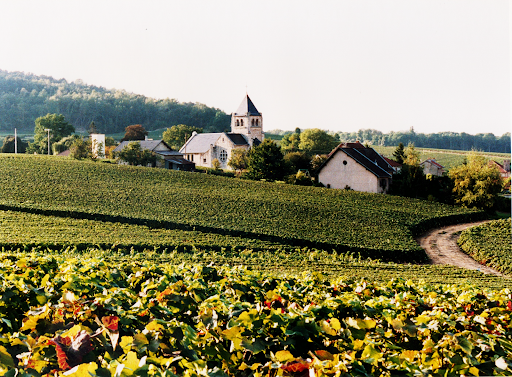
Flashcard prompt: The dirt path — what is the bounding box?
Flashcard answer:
[415,221,504,276]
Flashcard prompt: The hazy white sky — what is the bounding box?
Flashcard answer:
[1,0,510,135]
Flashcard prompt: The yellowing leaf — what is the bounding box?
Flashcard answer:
[63,362,98,376]
[275,350,294,363]
[361,344,383,366]
[145,320,164,332]
[330,318,341,331]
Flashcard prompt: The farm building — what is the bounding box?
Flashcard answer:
[316,142,394,193]
[490,159,511,179]
[180,94,263,170]
[113,139,195,171]
[420,158,445,176]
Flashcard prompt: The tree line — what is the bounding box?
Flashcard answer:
[0,70,230,134]
[268,127,511,154]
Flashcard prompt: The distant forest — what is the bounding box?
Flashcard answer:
[268,126,511,154]
[0,70,230,134]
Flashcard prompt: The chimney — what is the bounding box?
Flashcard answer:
[504,159,511,172]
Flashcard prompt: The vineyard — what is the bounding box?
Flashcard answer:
[0,155,485,262]
[1,154,512,375]
[458,219,512,275]
[0,255,511,376]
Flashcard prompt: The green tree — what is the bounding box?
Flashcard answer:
[228,148,248,175]
[113,142,159,166]
[29,113,75,154]
[1,136,28,153]
[121,125,148,142]
[449,152,503,210]
[392,142,406,164]
[283,151,311,172]
[298,128,338,154]
[69,138,93,160]
[246,139,289,181]
[52,134,81,155]
[389,144,426,198]
[87,121,99,134]
[162,124,203,150]
[280,130,301,152]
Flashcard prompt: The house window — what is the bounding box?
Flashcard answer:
[219,150,228,162]
[203,158,206,163]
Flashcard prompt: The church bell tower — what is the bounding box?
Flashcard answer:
[230,94,263,146]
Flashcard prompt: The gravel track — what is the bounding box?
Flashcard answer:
[415,221,504,276]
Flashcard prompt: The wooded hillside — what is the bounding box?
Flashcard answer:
[0,70,230,134]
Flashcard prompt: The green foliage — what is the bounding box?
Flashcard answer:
[449,152,503,210]
[283,151,311,172]
[0,69,231,134]
[162,124,202,150]
[298,128,339,154]
[113,141,159,166]
[280,131,301,152]
[246,139,289,181]
[390,144,427,198]
[211,158,221,170]
[51,134,81,155]
[458,218,512,274]
[120,124,147,142]
[0,136,27,153]
[69,138,93,160]
[0,255,511,376]
[227,148,248,175]
[392,142,406,164]
[29,113,74,154]
[0,155,485,263]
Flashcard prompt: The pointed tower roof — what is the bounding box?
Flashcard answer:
[234,95,261,116]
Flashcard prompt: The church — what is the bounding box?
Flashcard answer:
[179,95,263,170]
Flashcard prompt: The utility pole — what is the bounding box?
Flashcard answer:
[14,128,17,154]
[44,129,51,155]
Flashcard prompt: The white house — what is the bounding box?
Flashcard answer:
[317,142,394,193]
[180,94,264,170]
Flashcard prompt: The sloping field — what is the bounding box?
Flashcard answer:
[372,145,510,169]
[0,155,484,262]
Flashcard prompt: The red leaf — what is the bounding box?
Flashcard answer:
[50,331,93,370]
[102,316,119,331]
[507,301,512,311]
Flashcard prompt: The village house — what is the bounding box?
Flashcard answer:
[420,158,445,176]
[490,159,511,179]
[316,142,394,193]
[113,139,195,171]
[179,94,263,170]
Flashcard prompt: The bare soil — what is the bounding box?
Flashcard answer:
[415,221,504,276]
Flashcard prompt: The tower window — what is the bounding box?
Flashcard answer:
[240,119,243,126]
[236,120,239,127]
[251,119,255,126]
[256,119,259,126]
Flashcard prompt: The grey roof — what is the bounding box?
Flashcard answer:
[234,95,261,116]
[317,143,393,178]
[113,140,172,152]
[340,148,392,178]
[179,133,223,154]
[226,133,249,145]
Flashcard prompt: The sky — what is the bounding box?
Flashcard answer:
[1,0,510,136]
